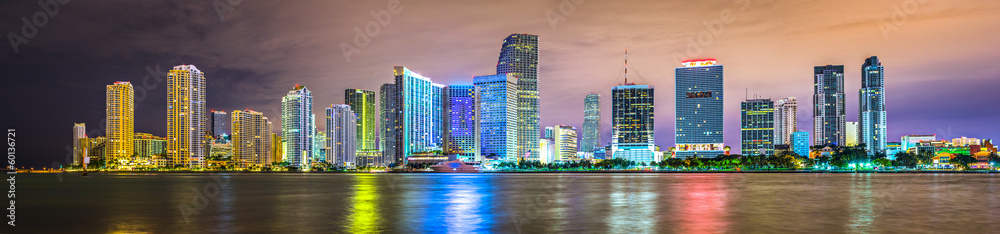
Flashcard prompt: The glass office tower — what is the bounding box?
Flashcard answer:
[675,59,724,158]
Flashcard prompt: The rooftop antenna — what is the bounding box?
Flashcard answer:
[624,49,628,84]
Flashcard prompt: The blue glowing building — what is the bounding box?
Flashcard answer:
[474,74,518,161]
[445,85,478,162]
[675,59,725,158]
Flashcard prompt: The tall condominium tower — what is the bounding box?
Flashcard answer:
[612,84,655,163]
[282,85,314,168]
[73,123,86,165]
[741,99,775,155]
[675,59,725,158]
[444,85,478,162]
[813,65,846,146]
[553,125,578,161]
[380,83,400,166]
[167,65,206,168]
[231,109,271,169]
[210,110,229,138]
[326,104,357,166]
[475,74,519,161]
[773,97,797,145]
[271,133,283,164]
[106,82,134,165]
[580,93,601,153]
[859,56,887,154]
[345,89,377,151]
[497,33,539,161]
[384,66,445,164]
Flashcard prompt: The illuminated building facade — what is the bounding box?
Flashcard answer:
[675,59,724,158]
[741,99,774,155]
[106,81,134,165]
[792,131,810,157]
[581,93,601,153]
[475,74,518,161]
[133,133,166,159]
[326,104,357,167]
[345,89,377,151]
[380,83,400,165]
[497,33,539,162]
[553,125,578,161]
[859,56,887,154]
[846,121,859,147]
[384,66,445,164]
[282,85,314,168]
[444,85,478,162]
[612,84,656,162]
[211,110,229,139]
[902,134,936,152]
[813,65,845,146]
[73,123,86,166]
[271,133,283,164]
[231,109,272,169]
[774,97,797,145]
[167,65,206,168]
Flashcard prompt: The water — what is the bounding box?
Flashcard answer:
[10,173,1000,233]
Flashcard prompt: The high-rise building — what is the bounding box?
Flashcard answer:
[384,67,445,164]
[231,109,272,169]
[553,125,578,161]
[792,131,810,157]
[813,65,846,147]
[106,82,134,166]
[845,121,859,147]
[611,83,656,162]
[210,110,229,139]
[444,85,478,162]
[539,138,555,163]
[774,97,797,145]
[475,74,519,161]
[675,59,725,158]
[741,99,775,155]
[543,126,554,140]
[345,89,377,151]
[77,137,107,168]
[497,33,539,162]
[581,93,601,154]
[859,56,887,154]
[313,130,326,162]
[281,85,314,168]
[902,134,936,152]
[167,65,207,168]
[380,83,400,166]
[73,123,86,166]
[133,133,166,159]
[271,133,283,165]
[326,104,357,167]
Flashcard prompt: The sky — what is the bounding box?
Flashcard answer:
[2,0,1000,167]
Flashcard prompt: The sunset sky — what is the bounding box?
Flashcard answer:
[3,0,999,167]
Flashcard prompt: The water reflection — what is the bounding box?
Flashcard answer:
[846,174,875,233]
[608,175,657,233]
[349,175,383,233]
[443,176,488,233]
[676,175,732,233]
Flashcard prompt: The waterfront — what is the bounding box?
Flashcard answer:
[13,173,1000,233]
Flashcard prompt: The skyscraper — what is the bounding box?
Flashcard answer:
[581,93,601,154]
[271,133,283,165]
[859,56,887,154]
[282,85,314,168]
[845,121,859,147]
[553,125,578,161]
[106,82,134,165]
[741,99,775,155]
[497,33,539,161]
[792,131,810,157]
[444,85,478,162]
[231,109,271,169]
[73,123,86,166]
[773,97,797,145]
[345,89,377,151]
[675,59,725,158]
[167,65,206,168]
[475,74,518,161]
[813,65,846,146]
[385,66,445,164]
[380,83,399,165]
[210,110,228,139]
[326,104,357,167]
[612,84,655,163]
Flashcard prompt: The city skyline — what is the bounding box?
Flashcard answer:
[4,0,1000,167]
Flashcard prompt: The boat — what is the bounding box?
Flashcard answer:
[430,160,482,173]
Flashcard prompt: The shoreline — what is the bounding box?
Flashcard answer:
[13,170,998,174]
